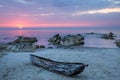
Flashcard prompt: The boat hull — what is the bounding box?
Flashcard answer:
[30,54,88,76]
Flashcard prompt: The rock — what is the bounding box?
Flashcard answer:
[0,46,6,50]
[48,34,61,44]
[109,32,114,37]
[62,34,84,47]
[90,32,94,34]
[48,34,85,47]
[74,34,84,45]
[39,45,45,48]
[62,41,74,47]
[47,46,53,49]
[115,40,120,48]
[6,43,35,52]
[5,36,37,52]
[101,32,116,39]
[35,45,39,49]
[13,36,38,43]
[0,44,8,50]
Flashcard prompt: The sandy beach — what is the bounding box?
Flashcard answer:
[0,48,120,80]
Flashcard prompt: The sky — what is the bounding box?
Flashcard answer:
[0,0,120,28]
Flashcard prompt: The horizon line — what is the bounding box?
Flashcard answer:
[0,26,120,30]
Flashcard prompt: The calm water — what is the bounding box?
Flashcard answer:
[0,29,120,48]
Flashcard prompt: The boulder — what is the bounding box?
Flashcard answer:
[39,45,45,48]
[0,46,6,50]
[62,40,75,47]
[115,40,120,48]
[101,32,116,39]
[35,45,39,49]
[62,34,84,47]
[0,44,8,50]
[48,34,84,47]
[48,34,61,44]
[5,36,37,52]
[47,46,53,49]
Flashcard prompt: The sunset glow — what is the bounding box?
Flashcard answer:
[18,24,23,29]
[0,0,120,29]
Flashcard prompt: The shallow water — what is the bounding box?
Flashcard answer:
[0,29,120,48]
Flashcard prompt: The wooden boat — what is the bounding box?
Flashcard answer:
[30,54,88,76]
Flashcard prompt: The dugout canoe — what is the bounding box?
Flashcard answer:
[30,54,88,76]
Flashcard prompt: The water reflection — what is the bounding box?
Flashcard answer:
[18,30,24,36]
[84,37,117,48]
[0,30,120,48]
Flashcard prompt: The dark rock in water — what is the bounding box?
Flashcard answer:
[0,44,8,50]
[109,32,114,37]
[0,46,6,50]
[48,34,85,47]
[115,40,120,48]
[90,32,94,34]
[13,36,38,43]
[34,45,46,49]
[35,45,39,49]
[39,45,45,48]
[62,34,84,47]
[48,34,61,44]
[101,32,116,39]
[5,36,37,52]
[47,46,53,49]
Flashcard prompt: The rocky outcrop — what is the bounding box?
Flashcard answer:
[101,32,116,39]
[6,43,35,52]
[48,34,61,44]
[35,45,46,49]
[0,44,8,50]
[47,46,53,49]
[13,36,38,43]
[62,34,84,47]
[115,40,120,48]
[5,36,38,52]
[48,34,84,47]
[39,45,45,48]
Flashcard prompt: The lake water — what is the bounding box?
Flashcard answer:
[0,29,120,48]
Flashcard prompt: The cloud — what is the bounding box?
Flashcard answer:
[53,0,113,11]
[15,0,32,4]
[107,0,120,4]
[72,7,120,16]
[38,8,44,10]
[0,5,3,8]
[20,13,55,16]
